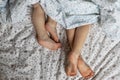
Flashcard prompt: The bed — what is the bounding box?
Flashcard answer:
[0,0,120,80]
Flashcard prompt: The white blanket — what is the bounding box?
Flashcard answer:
[0,0,120,80]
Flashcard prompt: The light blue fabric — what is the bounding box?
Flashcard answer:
[39,0,120,40]
[91,0,120,40]
[1,0,119,40]
[0,0,8,12]
[39,0,99,29]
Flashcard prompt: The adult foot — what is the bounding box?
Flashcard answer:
[37,35,61,50]
[65,52,79,76]
[45,19,59,42]
[77,56,94,79]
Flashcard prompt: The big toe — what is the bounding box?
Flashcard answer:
[55,43,62,48]
[69,72,76,76]
[70,70,77,76]
[65,67,76,76]
[65,62,77,76]
[52,43,61,50]
[54,37,59,43]
[84,70,94,79]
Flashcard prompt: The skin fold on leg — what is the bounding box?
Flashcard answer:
[32,3,61,50]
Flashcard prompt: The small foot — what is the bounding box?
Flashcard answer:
[37,35,61,50]
[65,52,78,76]
[77,56,94,79]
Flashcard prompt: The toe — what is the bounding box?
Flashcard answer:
[55,43,61,49]
[65,67,71,76]
[70,72,76,76]
[65,63,77,76]
[66,69,76,76]
[85,71,94,79]
[84,74,91,79]
[52,43,61,50]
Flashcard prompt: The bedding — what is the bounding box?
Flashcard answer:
[0,0,120,80]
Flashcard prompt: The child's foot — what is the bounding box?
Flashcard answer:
[77,56,94,79]
[37,35,61,50]
[46,21,59,42]
[65,52,79,76]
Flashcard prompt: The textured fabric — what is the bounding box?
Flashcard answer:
[39,0,99,29]
[0,21,120,80]
[0,0,120,80]
[91,0,120,40]
[39,0,120,40]
[0,0,8,12]
[0,0,8,8]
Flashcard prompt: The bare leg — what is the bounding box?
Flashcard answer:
[65,24,94,78]
[65,28,76,76]
[32,3,61,50]
[45,16,59,42]
[66,28,75,47]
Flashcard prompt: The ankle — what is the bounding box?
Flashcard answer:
[71,49,80,54]
[69,51,80,58]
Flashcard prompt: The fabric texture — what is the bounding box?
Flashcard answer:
[0,0,8,12]
[92,0,120,40]
[0,0,120,80]
[39,0,99,29]
[32,0,120,40]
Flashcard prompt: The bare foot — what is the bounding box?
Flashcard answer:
[77,56,94,79]
[45,22,59,43]
[37,35,61,50]
[65,52,79,76]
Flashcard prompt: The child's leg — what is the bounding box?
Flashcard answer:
[66,28,75,48]
[45,16,59,42]
[32,3,61,50]
[65,28,77,76]
[65,24,94,78]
